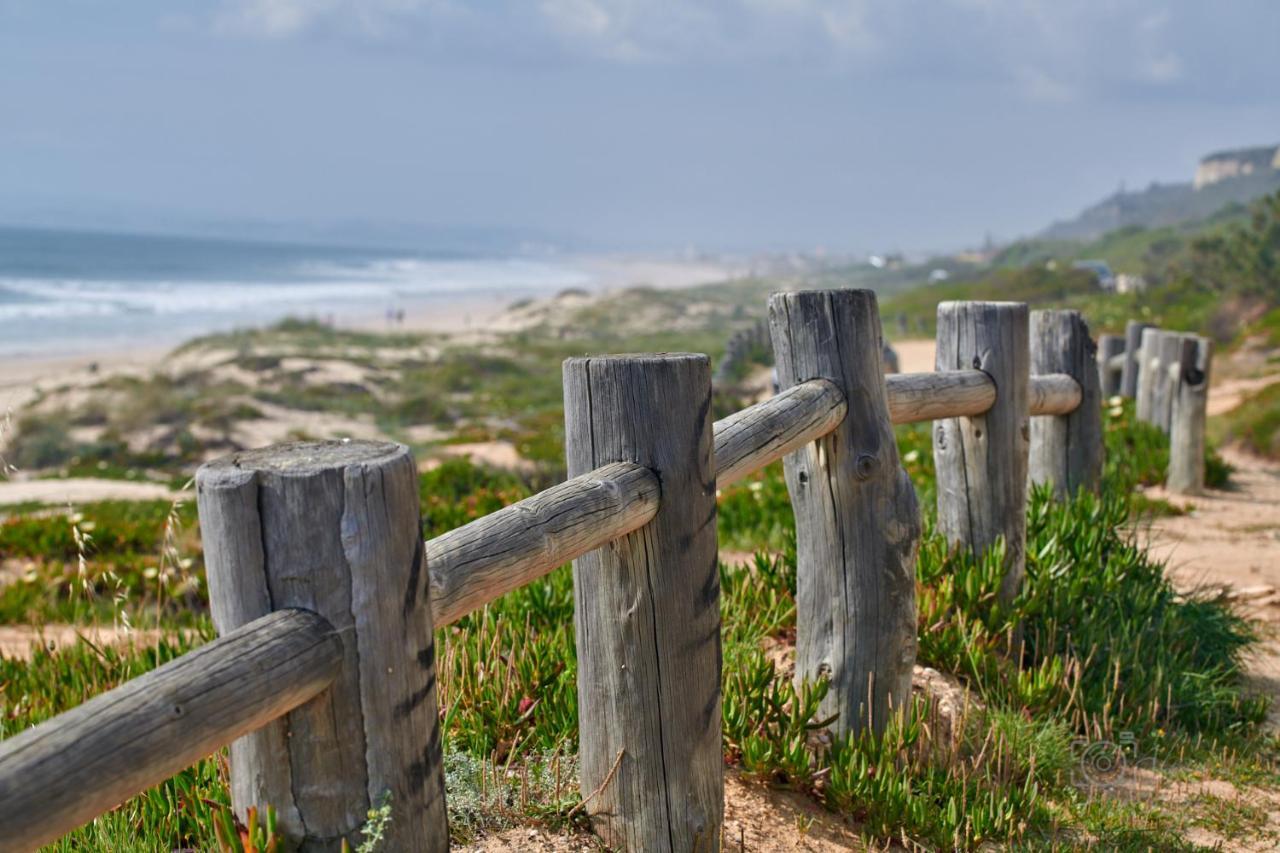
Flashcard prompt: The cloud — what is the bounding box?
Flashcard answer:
[1134,7,1182,84]
[209,0,1201,97]
[535,0,877,65]
[214,0,447,39]
[1015,66,1078,103]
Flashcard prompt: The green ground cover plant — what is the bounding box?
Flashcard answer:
[2,399,1273,850]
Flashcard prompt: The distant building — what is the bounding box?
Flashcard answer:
[1072,259,1117,291]
[1115,273,1147,294]
[1193,144,1280,190]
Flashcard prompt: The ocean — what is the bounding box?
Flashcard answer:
[0,225,591,357]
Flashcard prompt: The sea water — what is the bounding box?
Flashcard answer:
[0,225,590,356]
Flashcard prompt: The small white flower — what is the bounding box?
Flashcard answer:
[903,450,920,464]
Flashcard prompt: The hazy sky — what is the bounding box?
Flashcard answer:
[2,1,1277,253]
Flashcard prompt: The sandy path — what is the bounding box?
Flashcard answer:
[0,624,195,661]
[892,338,935,374]
[0,477,182,507]
[1208,372,1280,416]
[1140,348,1280,726]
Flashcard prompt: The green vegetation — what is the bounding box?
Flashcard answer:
[3,399,1273,850]
[2,206,1276,847]
[882,190,1280,347]
[0,499,202,627]
[1213,381,1280,460]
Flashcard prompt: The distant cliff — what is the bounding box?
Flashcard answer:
[1194,145,1280,189]
[1041,143,1280,241]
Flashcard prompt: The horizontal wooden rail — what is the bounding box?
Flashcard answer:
[1029,373,1082,416]
[426,368,1089,626]
[428,462,660,627]
[885,369,996,424]
[0,609,342,852]
[713,378,846,488]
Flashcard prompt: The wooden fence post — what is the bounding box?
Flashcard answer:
[564,353,722,852]
[1153,332,1185,433]
[1098,333,1124,398]
[769,289,920,736]
[1135,327,1163,425]
[196,441,448,852]
[1030,310,1103,498]
[1168,336,1213,494]
[1120,320,1153,399]
[934,301,1030,603]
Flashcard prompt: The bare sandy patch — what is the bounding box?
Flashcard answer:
[0,624,196,661]
[1208,372,1280,416]
[229,401,390,450]
[0,477,180,507]
[433,441,534,473]
[892,339,935,374]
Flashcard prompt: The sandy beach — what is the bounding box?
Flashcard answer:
[0,255,742,411]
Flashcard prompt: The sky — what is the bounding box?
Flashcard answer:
[1,1,1277,254]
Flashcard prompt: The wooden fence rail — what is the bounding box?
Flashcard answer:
[0,610,343,852]
[10,287,1210,852]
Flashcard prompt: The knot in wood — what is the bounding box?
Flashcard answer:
[854,453,877,481]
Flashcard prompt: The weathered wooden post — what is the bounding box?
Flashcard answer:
[1135,327,1163,424]
[1098,333,1124,398]
[1153,332,1185,433]
[1120,320,1153,399]
[934,301,1030,603]
[197,441,448,852]
[1168,335,1213,494]
[1030,310,1103,498]
[564,354,722,852]
[769,289,920,736]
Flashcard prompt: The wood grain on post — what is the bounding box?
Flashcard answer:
[1098,334,1124,398]
[197,440,448,852]
[769,290,921,736]
[0,610,342,852]
[1121,320,1154,399]
[934,301,1030,603]
[1029,310,1103,498]
[1168,336,1213,494]
[427,461,659,626]
[564,354,722,852]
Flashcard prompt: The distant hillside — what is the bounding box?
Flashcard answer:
[1041,143,1280,241]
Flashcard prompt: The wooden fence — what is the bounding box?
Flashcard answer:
[1097,318,1213,494]
[0,290,1204,851]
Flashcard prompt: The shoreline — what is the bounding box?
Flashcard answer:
[0,255,743,415]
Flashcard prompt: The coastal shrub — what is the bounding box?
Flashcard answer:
[8,413,74,470]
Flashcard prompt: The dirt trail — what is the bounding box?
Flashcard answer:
[0,477,182,507]
[1142,413,1280,727]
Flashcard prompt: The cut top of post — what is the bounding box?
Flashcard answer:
[201,439,404,476]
